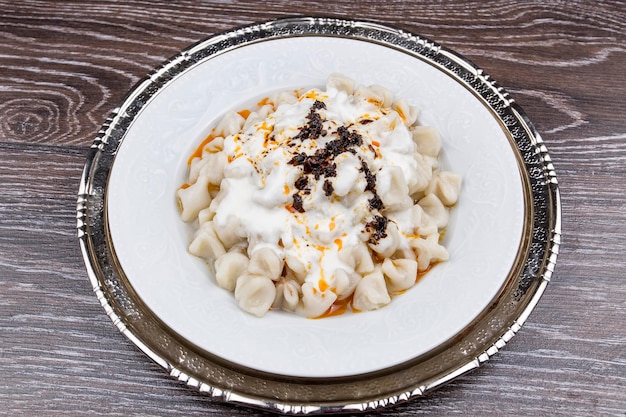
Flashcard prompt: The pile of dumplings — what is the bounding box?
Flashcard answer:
[177,74,461,318]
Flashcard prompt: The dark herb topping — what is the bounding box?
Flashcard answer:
[359,158,377,193]
[292,193,305,213]
[366,215,388,243]
[323,180,334,197]
[311,100,326,110]
[302,151,331,180]
[334,126,363,150]
[295,176,309,190]
[287,101,384,215]
[289,152,306,165]
[293,100,326,142]
[368,194,384,211]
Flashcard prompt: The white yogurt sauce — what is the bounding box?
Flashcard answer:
[214,86,419,292]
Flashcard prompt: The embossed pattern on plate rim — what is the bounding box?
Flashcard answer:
[76,16,561,415]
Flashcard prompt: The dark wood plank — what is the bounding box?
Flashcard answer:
[1,0,625,416]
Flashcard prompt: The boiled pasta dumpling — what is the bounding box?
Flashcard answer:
[177,176,212,222]
[248,247,283,281]
[382,258,419,293]
[188,222,225,260]
[352,269,391,312]
[214,251,249,291]
[297,282,338,318]
[234,274,276,317]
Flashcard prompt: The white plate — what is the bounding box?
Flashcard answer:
[78,17,560,413]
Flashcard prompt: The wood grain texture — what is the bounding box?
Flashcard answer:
[1,1,625,416]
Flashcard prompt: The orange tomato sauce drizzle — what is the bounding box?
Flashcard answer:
[187,133,218,165]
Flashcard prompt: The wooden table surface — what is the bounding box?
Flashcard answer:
[1,1,625,416]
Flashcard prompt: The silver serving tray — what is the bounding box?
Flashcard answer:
[77,16,561,414]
